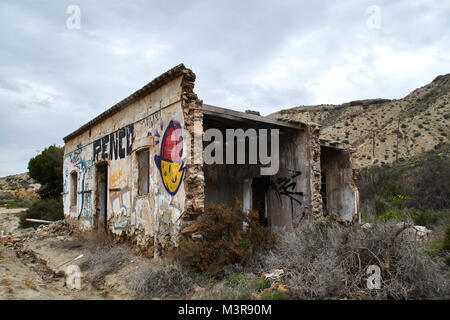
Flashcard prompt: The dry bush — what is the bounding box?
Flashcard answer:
[175,202,275,277]
[127,261,195,299]
[246,221,450,300]
[80,242,134,289]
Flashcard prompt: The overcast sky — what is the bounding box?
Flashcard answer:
[0,0,449,177]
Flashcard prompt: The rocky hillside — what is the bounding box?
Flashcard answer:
[270,74,450,167]
[0,173,40,200]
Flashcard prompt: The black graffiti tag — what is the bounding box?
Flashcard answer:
[271,170,305,225]
[272,170,303,205]
[93,124,135,161]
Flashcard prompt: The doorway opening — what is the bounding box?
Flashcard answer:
[96,163,108,233]
[70,171,78,209]
[251,176,270,226]
[320,171,328,215]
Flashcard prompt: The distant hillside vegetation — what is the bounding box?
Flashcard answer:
[270,74,450,167]
[357,142,449,218]
[0,173,40,201]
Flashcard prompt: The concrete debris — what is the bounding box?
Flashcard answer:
[361,222,432,241]
[396,222,432,241]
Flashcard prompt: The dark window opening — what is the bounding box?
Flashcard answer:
[138,149,150,195]
[70,172,78,208]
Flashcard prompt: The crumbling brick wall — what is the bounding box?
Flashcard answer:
[308,124,324,223]
[179,68,205,241]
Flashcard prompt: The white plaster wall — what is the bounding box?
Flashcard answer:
[63,76,188,244]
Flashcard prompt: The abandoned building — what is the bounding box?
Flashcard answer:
[62,64,360,255]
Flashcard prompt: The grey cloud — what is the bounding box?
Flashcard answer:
[0,0,449,176]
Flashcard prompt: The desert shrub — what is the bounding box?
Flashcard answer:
[357,165,411,215]
[374,208,404,222]
[408,209,447,228]
[245,221,450,300]
[80,243,133,289]
[424,241,445,257]
[0,199,32,209]
[445,256,450,266]
[443,224,450,251]
[411,154,450,210]
[175,202,275,277]
[19,198,63,228]
[370,208,446,228]
[258,289,286,300]
[210,273,275,300]
[127,262,195,299]
[357,143,450,216]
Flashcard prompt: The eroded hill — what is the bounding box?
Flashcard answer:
[0,173,40,201]
[270,74,450,167]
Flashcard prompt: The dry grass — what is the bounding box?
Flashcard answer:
[127,261,195,299]
[79,241,134,289]
[1,279,13,293]
[23,276,38,291]
[243,221,450,300]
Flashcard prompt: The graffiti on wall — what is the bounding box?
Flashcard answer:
[271,169,305,225]
[93,124,135,162]
[111,187,153,231]
[154,120,186,195]
[110,168,126,189]
[63,168,69,203]
[65,143,94,221]
[111,187,136,230]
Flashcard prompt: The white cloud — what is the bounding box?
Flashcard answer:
[0,0,449,176]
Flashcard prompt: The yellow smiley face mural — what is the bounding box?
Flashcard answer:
[160,160,185,194]
[154,120,186,195]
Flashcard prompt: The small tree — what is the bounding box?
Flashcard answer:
[21,145,64,227]
[28,145,64,199]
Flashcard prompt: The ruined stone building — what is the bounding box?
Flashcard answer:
[62,64,359,255]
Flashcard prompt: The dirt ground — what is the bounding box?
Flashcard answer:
[0,207,145,300]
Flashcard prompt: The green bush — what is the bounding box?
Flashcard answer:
[19,199,63,228]
[221,273,272,300]
[409,209,444,228]
[374,208,404,222]
[443,225,450,251]
[424,242,445,257]
[225,273,253,287]
[259,289,286,300]
[28,145,63,199]
[0,199,32,209]
[372,208,446,228]
[357,143,450,220]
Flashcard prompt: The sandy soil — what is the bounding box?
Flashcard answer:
[0,207,138,300]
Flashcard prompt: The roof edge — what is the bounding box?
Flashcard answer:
[63,64,192,143]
